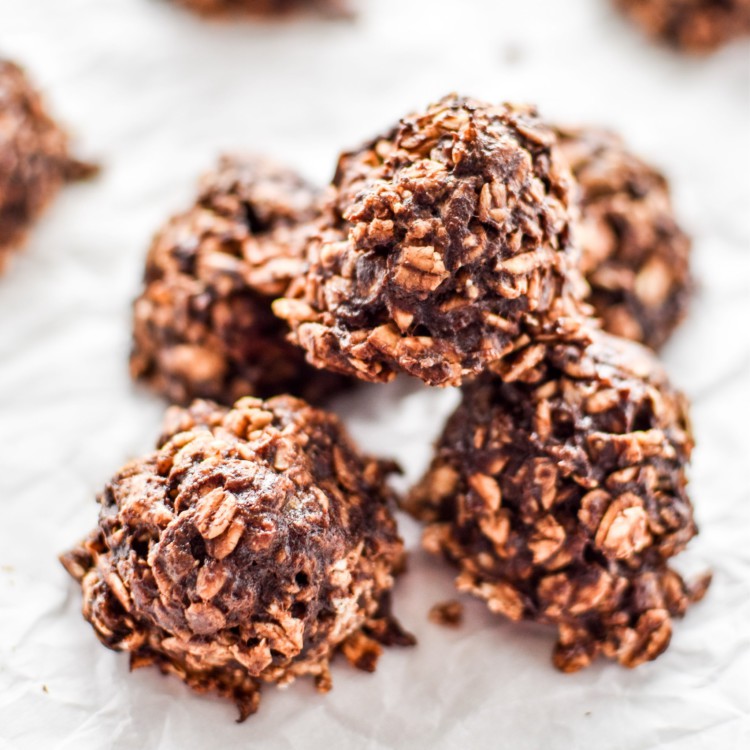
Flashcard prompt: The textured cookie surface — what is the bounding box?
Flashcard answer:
[62,396,412,719]
[275,94,583,387]
[557,126,691,349]
[130,155,350,406]
[408,328,709,671]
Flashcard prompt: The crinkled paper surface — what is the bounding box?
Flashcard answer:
[0,1,748,747]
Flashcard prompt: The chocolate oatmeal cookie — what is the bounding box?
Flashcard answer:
[0,58,95,271]
[408,327,709,671]
[130,155,349,406]
[275,95,584,387]
[557,126,692,349]
[616,0,750,53]
[172,0,348,16]
[62,396,412,720]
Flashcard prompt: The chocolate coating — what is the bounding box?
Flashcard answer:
[408,327,709,671]
[61,396,412,720]
[0,59,95,271]
[274,95,583,387]
[557,126,692,350]
[130,155,350,406]
[616,0,750,53]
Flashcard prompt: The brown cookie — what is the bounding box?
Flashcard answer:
[275,94,584,387]
[407,327,709,671]
[62,395,413,720]
[130,155,351,406]
[617,0,750,53]
[0,59,95,271]
[172,0,350,17]
[557,126,692,349]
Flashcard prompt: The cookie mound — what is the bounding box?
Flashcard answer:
[62,396,412,720]
[130,155,349,406]
[408,328,709,671]
[617,0,750,54]
[275,94,582,387]
[173,0,348,17]
[557,126,692,349]
[0,58,95,270]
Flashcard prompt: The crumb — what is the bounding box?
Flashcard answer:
[429,600,464,627]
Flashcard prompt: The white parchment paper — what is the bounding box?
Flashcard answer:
[0,1,748,747]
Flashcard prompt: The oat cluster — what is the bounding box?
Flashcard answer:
[274,95,583,387]
[408,328,709,671]
[557,126,692,349]
[616,0,750,53]
[130,155,349,406]
[62,396,412,720]
[0,59,94,270]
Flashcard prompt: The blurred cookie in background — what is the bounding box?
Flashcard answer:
[556,125,692,350]
[0,58,96,273]
[616,0,750,54]
[170,0,351,18]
